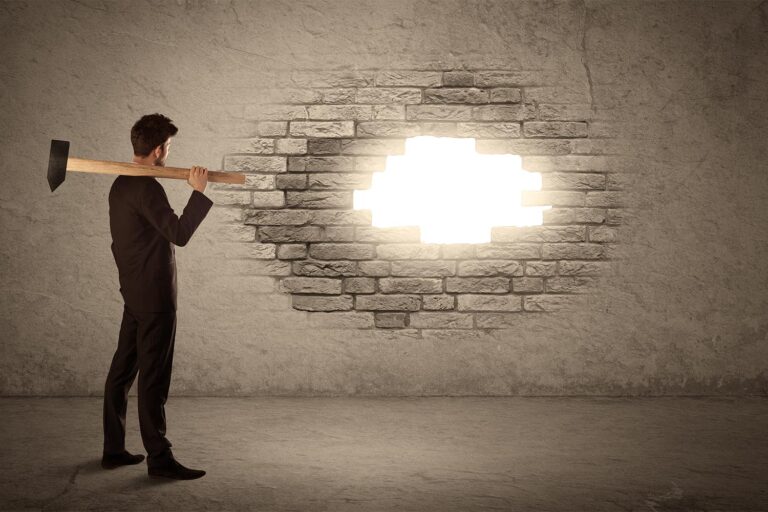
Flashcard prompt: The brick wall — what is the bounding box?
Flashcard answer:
[210,68,624,331]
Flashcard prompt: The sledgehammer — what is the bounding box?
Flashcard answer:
[47,139,246,192]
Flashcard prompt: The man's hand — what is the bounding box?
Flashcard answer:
[188,166,208,193]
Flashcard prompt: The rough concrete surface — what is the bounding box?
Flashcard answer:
[1,0,768,395]
[1,396,767,511]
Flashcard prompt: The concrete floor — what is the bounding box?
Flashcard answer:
[0,397,766,512]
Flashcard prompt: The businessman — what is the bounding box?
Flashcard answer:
[102,113,213,480]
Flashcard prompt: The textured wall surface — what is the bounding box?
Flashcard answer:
[1,0,767,396]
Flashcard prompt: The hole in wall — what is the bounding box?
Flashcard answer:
[353,136,551,244]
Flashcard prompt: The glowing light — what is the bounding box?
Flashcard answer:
[353,136,551,244]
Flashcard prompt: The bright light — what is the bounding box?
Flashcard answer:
[353,136,551,244]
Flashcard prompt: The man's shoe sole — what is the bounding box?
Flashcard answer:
[148,468,206,480]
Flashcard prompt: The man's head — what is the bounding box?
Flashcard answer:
[131,113,178,166]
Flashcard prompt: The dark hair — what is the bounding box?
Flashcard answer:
[131,113,178,157]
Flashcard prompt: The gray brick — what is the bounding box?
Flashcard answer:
[373,105,406,120]
[586,191,624,207]
[245,209,311,225]
[257,121,288,137]
[280,277,342,294]
[524,261,558,276]
[457,260,524,276]
[474,70,557,87]
[323,227,356,242]
[288,156,357,172]
[275,173,307,190]
[376,70,442,87]
[293,294,354,311]
[391,261,455,277]
[456,294,522,311]
[379,278,443,294]
[543,243,605,260]
[542,208,606,224]
[442,71,474,87]
[252,191,285,208]
[354,155,387,171]
[456,122,521,138]
[558,260,610,276]
[476,138,570,155]
[340,138,405,155]
[259,225,324,242]
[307,139,341,154]
[309,243,375,260]
[356,88,422,104]
[474,243,541,259]
[357,260,390,276]
[356,121,421,138]
[355,294,421,311]
[224,155,286,173]
[409,312,473,329]
[307,105,374,120]
[422,294,455,310]
[523,121,588,138]
[440,244,475,259]
[275,138,307,154]
[423,88,489,104]
[406,105,473,121]
[376,243,440,259]
[490,226,585,243]
[489,88,522,103]
[308,173,371,190]
[343,277,376,294]
[293,260,358,276]
[511,277,544,293]
[209,189,251,206]
[521,190,586,207]
[289,121,355,138]
[310,209,372,225]
[418,122,457,136]
[445,277,509,293]
[285,190,352,208]
[357,228,422,243]
[472,104,536,121]
[277,244,308,259]
[374,312,409,328]
[319,89,356,103]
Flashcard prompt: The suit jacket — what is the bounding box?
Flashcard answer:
[109,175,214,312]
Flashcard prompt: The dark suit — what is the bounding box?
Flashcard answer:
[103,175,213,465]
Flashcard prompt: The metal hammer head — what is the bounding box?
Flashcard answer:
[47,139,69,192]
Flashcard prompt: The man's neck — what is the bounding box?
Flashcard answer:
[132,155,157,166]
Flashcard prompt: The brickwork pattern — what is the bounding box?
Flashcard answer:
[212,68,625,330]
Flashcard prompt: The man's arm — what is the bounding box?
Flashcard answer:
[139,179,214,247]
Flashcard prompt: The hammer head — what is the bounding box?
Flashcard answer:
[47,139,69,192]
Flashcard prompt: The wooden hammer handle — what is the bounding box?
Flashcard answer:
[66,157,246,184]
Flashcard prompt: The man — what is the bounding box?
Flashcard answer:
[102,113,213,480]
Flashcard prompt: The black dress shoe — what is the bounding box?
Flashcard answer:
[148,457,206,480]
[101,450,145,469]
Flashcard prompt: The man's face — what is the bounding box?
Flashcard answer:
[153,139,171,166]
